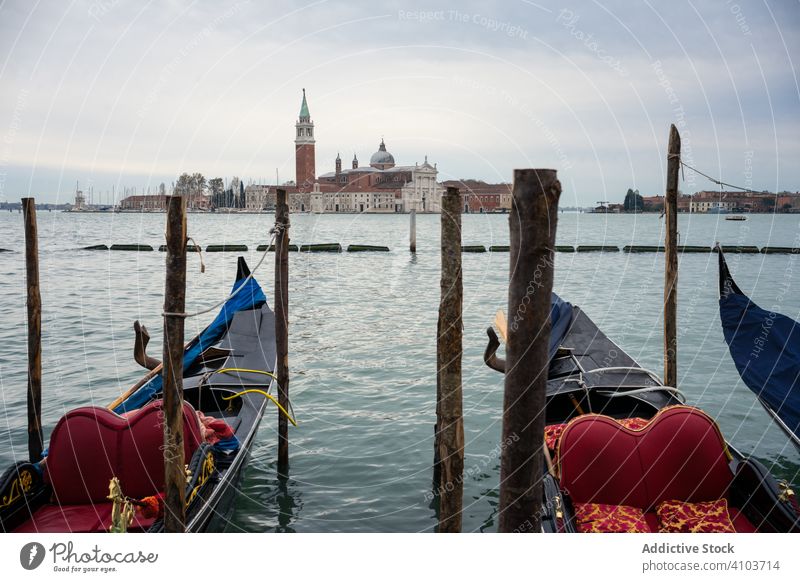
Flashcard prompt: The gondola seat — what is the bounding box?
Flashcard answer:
[558,406,757,532]
[14,400,202,533]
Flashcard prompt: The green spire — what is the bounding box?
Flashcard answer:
[299,88,310,120]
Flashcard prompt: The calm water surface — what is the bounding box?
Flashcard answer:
[1,210,798,532]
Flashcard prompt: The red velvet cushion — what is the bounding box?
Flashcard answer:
[45,400,202,504]
[558,406,733,510]
[656,499,736,533]
[573,502,650,533]
[14,502,157,533]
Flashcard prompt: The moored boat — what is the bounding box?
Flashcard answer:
[484,296,800,533]
[0,257,285,533]
[718,246,800,449]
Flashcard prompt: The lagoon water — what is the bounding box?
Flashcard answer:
[1,210,799,532]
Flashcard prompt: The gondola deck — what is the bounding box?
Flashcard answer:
[0,257,277,533]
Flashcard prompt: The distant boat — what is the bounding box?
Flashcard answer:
[718,246,800,449]
[726,215,747,221]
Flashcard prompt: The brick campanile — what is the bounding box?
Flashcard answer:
[295,88,316,189]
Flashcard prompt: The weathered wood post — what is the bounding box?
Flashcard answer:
[275,188,290,474]
[410,208,417,253]
[21,198,43,463]
[664,125,680,388]
[162,195,188,532]
[435,186,464,532]
[499,169,561,533]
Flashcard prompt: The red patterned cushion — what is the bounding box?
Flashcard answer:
[544,424,567,451]
[656,499,736,533]
[618,417,649,430]
[574,502,650,533]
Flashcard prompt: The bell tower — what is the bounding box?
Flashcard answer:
[295,88,316,188]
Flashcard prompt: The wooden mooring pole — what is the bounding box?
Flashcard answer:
[410,208,417,253]
[498,169,561,533]
[21,198,43,463]
[435,186,464,532]
[664,125,680,388]
[275,188,290,473]
[162,195,188,532]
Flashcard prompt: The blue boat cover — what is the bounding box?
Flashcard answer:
[550,292,573,360]
[114,270,266,414]
[718,251,800,442]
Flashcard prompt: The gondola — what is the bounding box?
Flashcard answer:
[718,245,800,450]
[0,257,282,533]
[484,294,800,533]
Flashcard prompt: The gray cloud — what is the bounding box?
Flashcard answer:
[0,0,798,204]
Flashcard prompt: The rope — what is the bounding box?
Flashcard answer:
[222,389,297,426]
[163,227,279,319]
[674,157,761,194]
[187,237,206,274]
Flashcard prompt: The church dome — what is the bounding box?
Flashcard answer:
[369,139,395,168]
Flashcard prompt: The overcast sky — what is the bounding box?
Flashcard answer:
[1,0,798,205]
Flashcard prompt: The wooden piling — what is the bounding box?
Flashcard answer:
[499,169,561,533]
[275,189,290,474]
[435,186,464,533]
[162,195,188,532]
[21,198,43,463]
[664,125,680,389]
[410,209,417,253]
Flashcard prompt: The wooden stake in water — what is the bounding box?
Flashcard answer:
[664,125,680,389]
[435,186,464,533]
[21,198,43,463]
[162,195,188,533]
[275,188,290,473]
[499,169,561,533]
[410,208,417,253]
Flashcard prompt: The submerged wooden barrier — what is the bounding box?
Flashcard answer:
[347,245,390,252]
[159,244,200,252]
[256,243,299,252]
[83,244,109,251]
[461,245,486,253]
[577,245,619,252]
[206,244,248,252]
[299,243,342,252]
[715,245,760,254]
[110,244,154,251]
[762,246,800,254]
[678,245,712,253]
[624,245,664,253]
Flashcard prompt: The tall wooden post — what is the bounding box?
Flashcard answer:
[410,208,417,253]
[435,186,464,533]
[162,195,187,532]
[664,125,680,388]
[21,198,43,463]
[499,169,561,533]
[275,188,290,473]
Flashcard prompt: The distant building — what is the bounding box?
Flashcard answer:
[119,192,209,211]
[443,179,512,213]
[246,90,444,213]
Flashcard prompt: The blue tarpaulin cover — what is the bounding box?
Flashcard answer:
[719,251,800,443]
[550,293,573,360]
[114,269,266,414]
